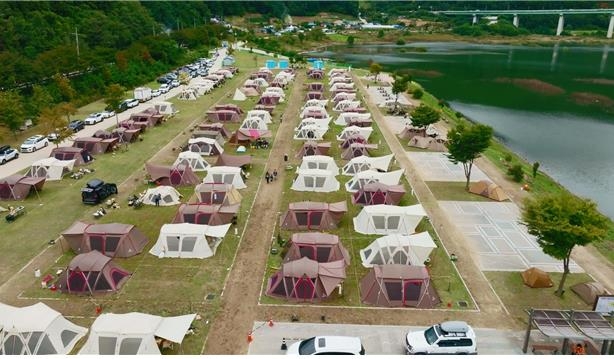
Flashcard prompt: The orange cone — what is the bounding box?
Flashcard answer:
[268,319,274,327]
[247,332,254,343]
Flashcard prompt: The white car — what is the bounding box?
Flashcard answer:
[101,110,115,119]
[287,336,365,355]
[170,80,180,88]
[125,98,139,108]
[151,89,162,97]
[405,321,477,355]
[84,113,104,125]
[159,84,170,94]
[20,135,49,153]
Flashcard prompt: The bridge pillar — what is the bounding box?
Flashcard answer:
[472,14,478,25]
[513,14,519,27]
[556,14,565,36]
[607,14,614,39]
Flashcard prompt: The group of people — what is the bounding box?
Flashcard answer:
[265,169,278,183]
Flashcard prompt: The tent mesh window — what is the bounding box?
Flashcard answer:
[307,163,317,170]
[224,174,235,185]
[317,247,331,262]
[61,330,79,347]
[183,213,195,223]
[109,269,127,288]
[35,334,56,354]
[87,271,100,290]
[163,194,174,203]
[393,251,409,265]
[294,278,315,299]
[68,272,87,291]
[296,212,308,226]
[196,213,211,225]
[119,338,142,355]
[27,332,43,354]
[381,249,391,264]
[304,177,314,188]
[89,236,104,252]
[167,237,180,252]
[105,236,120,253]
[387,216,400,230]
[99,336,118,355]
[4,334,25,354]
[299,246,314,259]
[404,281,422,302]
[271,274,286,296]
[309,212,323,227]
[385,281,403,301]
[170,170,182,185]
[373,216,386,230]
[189,144,200,153]
[305,148,315,156]
[315,177,325,187]
[181,237,197,252]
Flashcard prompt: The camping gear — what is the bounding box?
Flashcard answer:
[571,281,609,305]
[353,204,427,235]
[360,233,437,268]
[149,223,231,259]
[62,221,149,257]
[521,267,554,288]
[469,180,510,202]
[285,233,350,265]
[280,201,347,230]
[5,205,26,222]
[55,250,131,294]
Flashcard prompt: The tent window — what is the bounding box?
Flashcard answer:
[305,148,315,156]
[294,278,315,299]
[183,213,195,223]
[223,174,234,185]
[189,144,200,153]
[61,330,78,347]
[404,281,422,302]
[162,194,174,203]
[109,269,127,288]
[309,212,323,227]
[295,212,308,226]
[372,252,384,265]
[36,334,56,354]
[170,170,182,185]
[181,237,197,252]
[95,272,112,290]
[212,192,224,204]
[167,236,180,252]
[385,281,403,301]
[27,332,42,354]
[298,245,314,259]
[363,248,373,261]
[315,177,325,188]
[212,174,223,183]
[105,236,120,253]
[304,176,314,188]
[68,271,87,292]
[381,249,391,263]
[119,338,142,355]
[316,247,330,262]
[373,216,386,230]
[4,334,25,354]
[87,271,100,290]
[307,162,317,170]
[196,213,211,225]
[89,236,104,252]
[387,216,400,230]
[98,336,117,355]
[271,274,285,296]
[394,251,409,265]
[319,163,327,170]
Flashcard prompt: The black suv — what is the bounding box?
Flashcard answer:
[68,120,85,132]
[81,179,118,205]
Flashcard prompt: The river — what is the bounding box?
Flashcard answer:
[309,42,614,218]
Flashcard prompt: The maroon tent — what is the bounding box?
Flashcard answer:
[399,126,427,140]
[111,127,140,143]
[93,130,113,139]
[339,134,367,149]
[0,174,45,200]
[285,233,350,265]
[296,141,331,158]
[270,80,287,89]
[118,119,148,132]
[73,137,117,154]
[55,250,131,295]
[145,163,200,187]
[198,122,232,139]
[352,183,406,206]
[61,221,149,258]
[214,104,243,114]
[307,83,324,91]
[348,118,373,127]
[257,95,280,105]
[230,129,272,144]
[266,257,346,302]
[215,153,252,167]
[50,147,94,166]
[304,91,325,101]
[360,264,440,308]
[341,143,378,160]
[253,104,275,113]
[280,201,347,230]
[129,108,164,128]
[173,203,239,225]
[206,110,240,122]
[307,70,324,79]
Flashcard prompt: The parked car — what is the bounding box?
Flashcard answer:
[20,135,49,153]
[120,99,139,109]
[84,113,104,125]
[405,321,477,355]
[151,89,162,97]
[0,145,19,165]
[287,336,365,355]
[81,179,118,205]
[47,133,59,141]
[159,84,170,94]
[101,110,115,119]
[68,119,85,132]
[170,80,180,88]
[157,76,171,84]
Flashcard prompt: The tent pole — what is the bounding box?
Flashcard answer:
[522,308,533,353]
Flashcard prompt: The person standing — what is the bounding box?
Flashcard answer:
[154,193,161,207]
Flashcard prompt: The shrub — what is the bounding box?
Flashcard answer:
[508,164,524,182]
[412,88,424,99]
[504,153,513,163]
[396,39,406,46]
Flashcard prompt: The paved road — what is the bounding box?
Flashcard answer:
[0,48,227,178]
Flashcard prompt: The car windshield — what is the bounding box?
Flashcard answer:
[298,337,317,355]
[424,326,440,345]
[24,138,37,144]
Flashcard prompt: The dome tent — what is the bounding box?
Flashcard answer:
[55,250,131,294]
[142,186,182,206]
[173,151,210,172]
[360,232,436,268]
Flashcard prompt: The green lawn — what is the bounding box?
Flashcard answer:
[427,181,498,202]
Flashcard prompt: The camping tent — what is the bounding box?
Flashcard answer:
[304,91,325,100]
[149,223,231,259]
[353,204,427,235]
[280,201,347,230]
[300,106,329,119]
[359,233,437,268]
[173,151,210,172]
[240,117,269,130]
[469,180,510,202]
[298,155,339,174]
[342,154,394,175]
[173,203,239,225]
[294,125,327,141]
[73,137,117,154]
[307,83,324,91]
[0,302,87,355]
[266,257,346,302]
[291,169,340,193]
[408,136,448,152]
[521,267,554,288]
[334,112,371,126]
[341,143,378,160]
[339,134,367,149]
[192,129,226,145]
[79,312,196,355]
[345,169,404,193]
[246,110,272,123]
[214,104,243,114]
[206,110,240,122]
[112,127,140,143]
[188,137,224,156]
[0,174,45,200]
[50,147,93,166]
[62,221,149,257]
[230,129,272,145]
[197,122,232,139]
[141,186,182,206]
[195,183,242,205]
[154,101,178,117]
[241,86,260,97]
[285,233,350,265]
[296,141,331,158]
[337,126,373,142]
[330,83,355,93]
[145,163,200,187]
[360,264,439,308]
[130,108,164,127]
[302,99,328,110]
[332,92,357,104]
[55,250,131,294]
[178,89,198,100]
[352,182,406,206]
[233,88,246,101]
[215,153,252,168]
[203,166,247,189]
[571,282,609,305]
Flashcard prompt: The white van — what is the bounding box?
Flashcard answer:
[405,321,477,355]
[287,336,365,355]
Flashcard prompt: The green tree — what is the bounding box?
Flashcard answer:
[446,123,493,190]
[56,102,77,123]
[377,29,384,38]
[29,85,54,118]
[508,163,524,182]
[52,73,76,102]
[410,104,440,130]
[0,90,25,137]
[369,62,382,81]
[532,162,540,178]
[521,193,609,297]
[104,84,126,127]
[297,32,305,43]
[38,106,72,147]
[391,76,408,109]
[412,88,424,99]
[347,35,355,46]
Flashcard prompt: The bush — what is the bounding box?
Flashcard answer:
[412,88,424,99]
[438,99,449,107]
[504,153,513,163]
[455,111,464,119]
[396,39,406,46]
[508,164,524,182]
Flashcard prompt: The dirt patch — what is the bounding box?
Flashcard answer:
[574,78,614,86]
[494,78,565,95]
[569,92,614,109]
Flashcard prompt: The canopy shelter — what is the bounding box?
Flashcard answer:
[341,143,378,160]
[360,264,440,308]
[214,104,243,114]
[353,204,427,235]
[285,233,350,265]
[62,221,149,258]
[73,137,116,154]
[0,302,87,355]
[206,110,240,122]
[280,201,347,231]
[342,154,394,176]
[0,174,45,200]
[149,223,231,259]
[173,151,210,172]
[469,180,510,202]
[360,232,436,268]
[408,136,448,152]
[112,127,140,143]
[345,169,404,193]
[195,183,242,206]
[79,312,196,355]
[50,146,93,166]
[203,166,247,189]
[215,153,252,168]
[294,125,327,141]
[296,141,331,158]
[521,267,554,288]
[305,91,325,100]
[291,169,340,193]
[240,116,269,130]
[145,163,200,187]
[128,108,164,127]
[173,203,239,225]
[246,110,272,124]
[187,137,224,156]
[266,257,346,302]
[230,128,272,145]
[55,250,131,295]
[334,112,371,126]
[571,282,609,305]
[141,186,182,206]
[352,182,406,206]
[197,122,232,139]
[298,155,339,175]
[337,126,373,142]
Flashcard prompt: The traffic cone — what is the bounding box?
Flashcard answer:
[268,319,274,327]
[247,332,254,343]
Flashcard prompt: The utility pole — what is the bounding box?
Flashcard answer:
[71,27,81,62]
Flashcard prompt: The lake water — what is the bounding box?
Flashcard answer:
[309,42,614,218]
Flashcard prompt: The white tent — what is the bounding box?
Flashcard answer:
[263,87,285,98]
[333,100,361,112]
[337,126,373,141]
[345,169,404,193]
[332,92,357,103]
[353,204,427,235]
[142,186,182,206]
[291,169,339,193]
[246,110,272,124]
[150,223,231,259]
[178,89,198,100]
[240,117,269,130]
[342,154,394,175]
[154,101,178,117]
[302,99,328,110]
[173,151,210,172]
[253,78,269,88]
[330,76,352,85]
[295,118,330,132]
[188,137,224,156]
[334,112,371,126]
[329,83,355,92]
[230,88,245,101]
[79,312,196,355]
[294,125,327,141]
[300,106,329,119]
[26,157,75,181]
[0,302,87,355]
[203,166,246,189]
[327,68,349,77]
[360,232,437,268]
[299,155,339,175]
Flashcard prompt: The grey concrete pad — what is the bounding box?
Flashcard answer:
[408,152,490,182]
[383,115,409,135]
[366,86,412,107]
[247,321,526,355]
[439,201,583,273]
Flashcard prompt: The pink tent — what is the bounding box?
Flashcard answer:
[296,141,331,158]
[173,203,239,225]
[352,183,406,206]
[285,233,350,265]
[145,163,200,187]
[257,95,280,105]
[280,201,347,230]
[206,110,240,122]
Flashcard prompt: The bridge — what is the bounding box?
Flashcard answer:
[435,8,614,37]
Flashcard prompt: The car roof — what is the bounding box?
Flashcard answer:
[315,336,362,353]
[439,321,472,334]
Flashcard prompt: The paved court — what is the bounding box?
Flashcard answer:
[384,115,409,135]
[247,322,526,355]
[408,152,491,182]
[366,86,412,107]
[439,201,583,273]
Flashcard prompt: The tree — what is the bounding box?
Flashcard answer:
[104,84,126,127]
[52,73,76,102]
[410,104,440,129]
[377,29,385,38]
[508,163,524,182]
[391,76,408,109]
[446,123,493,190]
[0,90,25,137]
[29,85,54,118]
[412,88,424,99]
[346,35,355,46]
[38,106,72,147]
[532,162,540,178]
[179,72,191,86]
[56,102,77,123]
[369,62,382,81]
[521,193,609,297]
